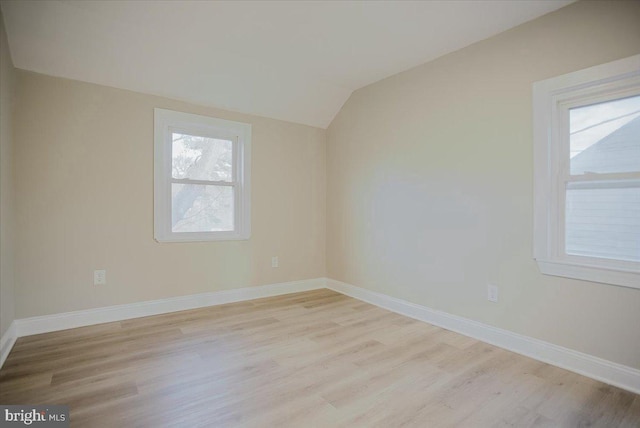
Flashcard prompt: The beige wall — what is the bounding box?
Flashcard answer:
[0,11,15,338]
[5,0,640,372]
[327,0,640,369]
[13,71,326,318]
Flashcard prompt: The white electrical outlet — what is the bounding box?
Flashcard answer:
[271,256,279,268]
[488,284,498,303]
[94,270,107,285]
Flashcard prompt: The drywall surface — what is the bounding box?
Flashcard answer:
[13,71,326,318]
[327,0,640,369]
[0,11,15,338]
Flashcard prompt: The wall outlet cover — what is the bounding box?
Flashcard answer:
[94,270,107,285]
[488,284,498,303]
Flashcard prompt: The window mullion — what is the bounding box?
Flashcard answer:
[567,172,640,182]
[171,178,236,186]
[567,178,640,191]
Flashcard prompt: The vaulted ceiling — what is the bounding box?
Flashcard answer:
[0,0,573,128]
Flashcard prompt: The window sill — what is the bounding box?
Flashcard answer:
[536,259,640,289]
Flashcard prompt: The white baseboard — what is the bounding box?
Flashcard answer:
[0,278,322,370]
[0,321,17,369]
[326,278,640,395]
[13,278,325,339]
[4,276,639,396]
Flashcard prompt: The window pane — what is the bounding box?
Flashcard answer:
[569,95,640,175]
[565,185,640,262]
[172,132,233,182]
[171,184,234,232]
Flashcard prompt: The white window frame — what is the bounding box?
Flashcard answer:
[154,108,251,242]
[533,54,640,289]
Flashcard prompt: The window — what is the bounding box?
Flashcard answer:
[154,108,251,242]
[533,54,640,288]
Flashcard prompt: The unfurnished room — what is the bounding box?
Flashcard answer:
[0,0,639,426]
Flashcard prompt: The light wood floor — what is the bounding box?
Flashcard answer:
[1,289,638,427]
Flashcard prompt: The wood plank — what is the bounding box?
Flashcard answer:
[1,290,638,427]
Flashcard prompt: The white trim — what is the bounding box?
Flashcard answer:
[13,278,324,338]
[532,54,640,289]
[0,321,17,369]
[4,278,640,395]
[537,260,640,289]
[326,278,640,395]
[154,108,252,243]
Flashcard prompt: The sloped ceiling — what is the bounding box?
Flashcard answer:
[0,0,573,128]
